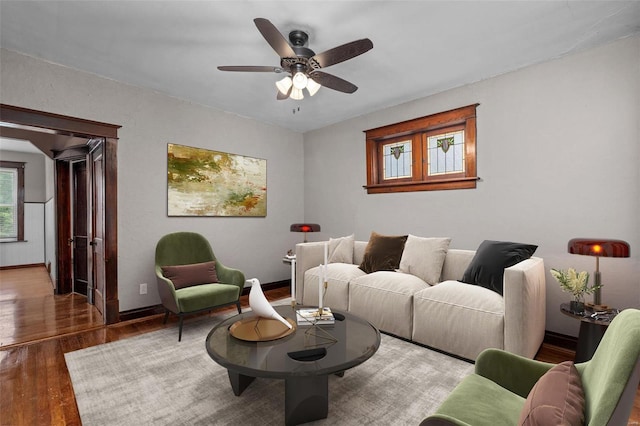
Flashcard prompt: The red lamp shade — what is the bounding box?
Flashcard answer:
[290,223,321,243]
[290,223,321,233]
[568,238,630,258]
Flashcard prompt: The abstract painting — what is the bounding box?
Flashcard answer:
[167,143,266,217]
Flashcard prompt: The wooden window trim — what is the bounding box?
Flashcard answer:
[0,160,25,241]
[364,104,479,194]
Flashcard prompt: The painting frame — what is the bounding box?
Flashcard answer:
[167,143,267,217]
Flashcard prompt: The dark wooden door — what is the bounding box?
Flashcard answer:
[90,144,106,317]
[55,160,72,294]
[72,161,89,297]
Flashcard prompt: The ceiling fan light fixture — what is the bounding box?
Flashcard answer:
[292,72,308,90]
[306,78,321,96]
[275,76,292,95]
[219,19,373,101]
[290,87,304,100]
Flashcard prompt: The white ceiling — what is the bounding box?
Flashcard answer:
[1,1,639,133]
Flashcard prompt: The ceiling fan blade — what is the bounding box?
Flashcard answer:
[254,18,297,58]
[309,71,358,93]
[311,39,373,68]
[218,66,283,73]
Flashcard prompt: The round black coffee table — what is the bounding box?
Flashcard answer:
[205,305,380,426]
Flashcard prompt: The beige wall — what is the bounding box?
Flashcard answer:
[0,149,48,202]
[303,36,640,336]
[1,48,304,311]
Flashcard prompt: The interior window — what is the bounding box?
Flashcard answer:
[0,161,25,241]
[364,104,478,193]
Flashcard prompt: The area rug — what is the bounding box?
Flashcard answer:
[65,306,474,425]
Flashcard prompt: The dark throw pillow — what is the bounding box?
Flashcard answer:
[518,361,585,426]
[461,240,537,295]
[161,261,218,290]
[359,232,408,274]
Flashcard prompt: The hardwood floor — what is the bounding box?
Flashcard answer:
[0,267,638,425]
[0,267,103,348]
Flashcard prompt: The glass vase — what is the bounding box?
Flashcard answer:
[570,299,585,315]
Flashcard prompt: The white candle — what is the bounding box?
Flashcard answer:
[290,258,296,304]
[324,242,328,267]
[318,264,323,310]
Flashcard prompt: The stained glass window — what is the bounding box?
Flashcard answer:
[382,140,412,180]
[427,130,465,176]
[364,104,478,193]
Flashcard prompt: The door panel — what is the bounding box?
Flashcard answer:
[72,161,89,296]
[91,144,106,317]
[55,161,72,294]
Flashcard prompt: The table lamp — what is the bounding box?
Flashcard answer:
[290,223,321,243]
[568,238,630,307]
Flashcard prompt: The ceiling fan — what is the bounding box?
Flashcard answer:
[218,18,373,100]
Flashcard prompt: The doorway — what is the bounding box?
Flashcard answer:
[0,103,120,324]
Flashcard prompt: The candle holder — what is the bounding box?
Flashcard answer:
[318,281,328,316]
[295,306,338,345]
[288,256,297,310]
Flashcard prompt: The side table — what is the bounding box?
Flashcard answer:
[560,303,619,363]
[283,255,296,301]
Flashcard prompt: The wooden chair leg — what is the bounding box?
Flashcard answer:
[236,302,242,314]
[178,315,184,342]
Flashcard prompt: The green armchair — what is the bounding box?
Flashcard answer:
[421,308,640,425]
[155,232,245,341]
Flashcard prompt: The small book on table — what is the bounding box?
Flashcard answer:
[296,307,335,325]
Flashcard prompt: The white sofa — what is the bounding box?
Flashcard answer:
[295,239,546,361]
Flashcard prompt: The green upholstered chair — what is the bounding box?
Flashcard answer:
[421,308,640,426]
[155,232,245,341]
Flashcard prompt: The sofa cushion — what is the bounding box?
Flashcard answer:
[399,235,451,285]
[461,240,537,295]
[440,249,476,281]
[359,232,408,274]
[518,361,585,426]
[328,234,354,264]
[349,271,428,339]
[175,283,239,312]
[304,263,365,311]
[412,280,504,360]
[161,261,218,289]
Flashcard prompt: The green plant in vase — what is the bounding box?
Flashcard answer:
[550,268,600,314]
